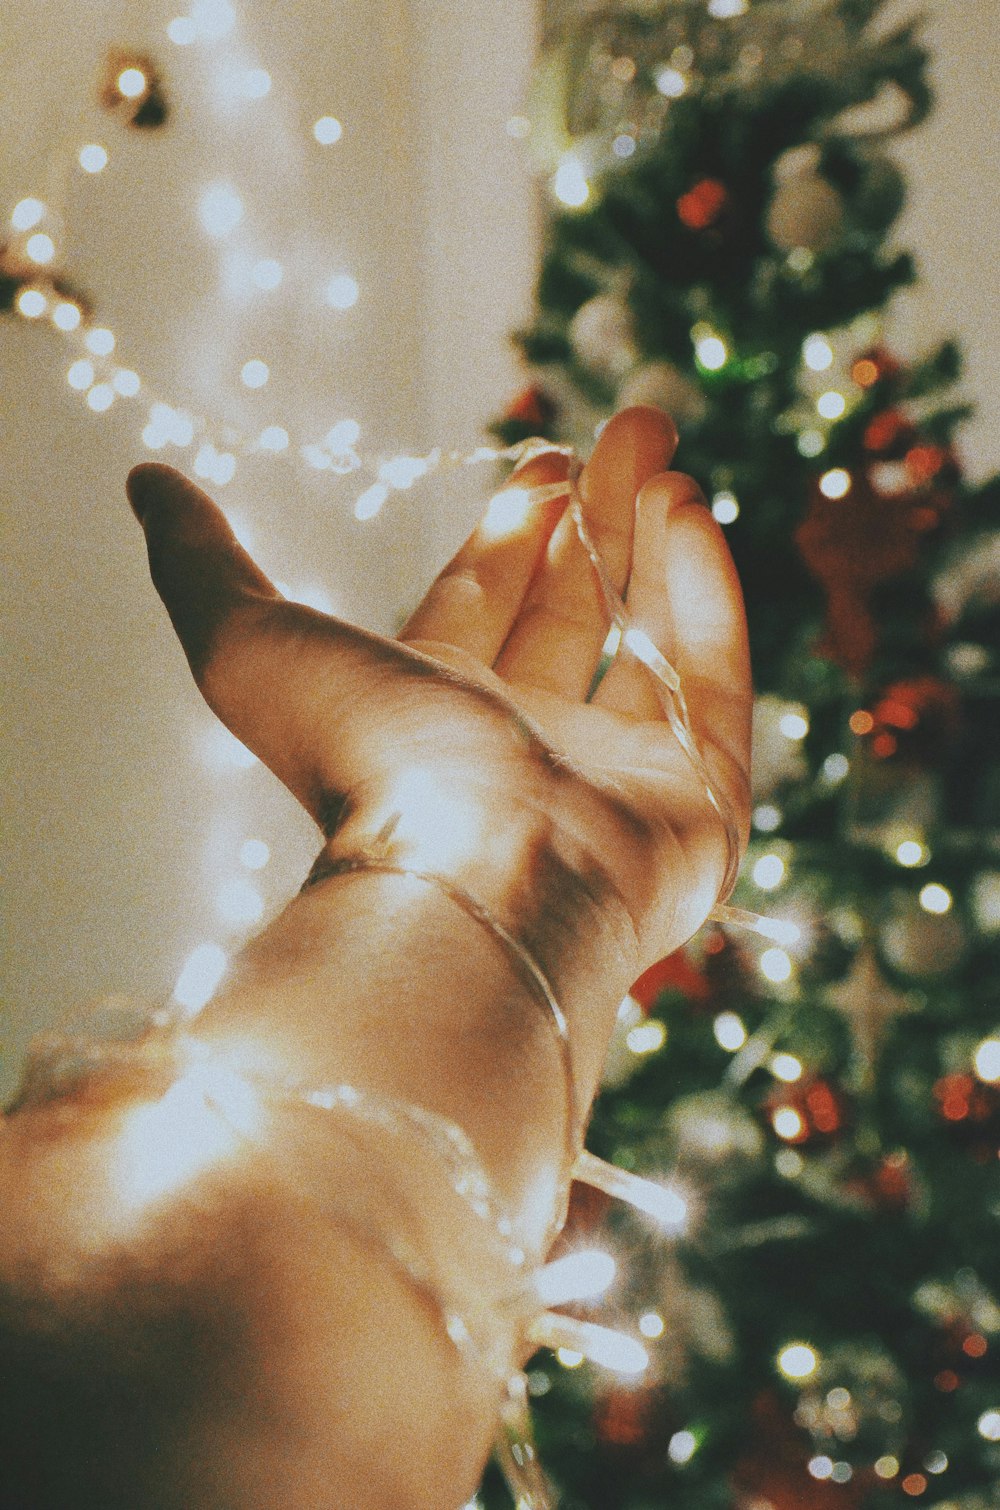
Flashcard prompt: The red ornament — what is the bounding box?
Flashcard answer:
[795,470,949,677]
[843,1149,916,1213]
[503,383,557,430]
[933,1073,1000,1163]
[861,676,961,765]
[631,947,713,1013]
[677,178,729,230]
[764,1077,847,1145]
[863,409,916,457]
[593,1385,661,1449]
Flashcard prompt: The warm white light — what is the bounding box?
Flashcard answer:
[113,369,140,397]
[771,1052,803,1083]
[760,947,793,983]
[924,1451,947,1475]
[753,803,782,832]
[483,486,533,538]
[977,1410,1000,1441]
[626,1020,667,1055]
[11,197,45,230]
[714,1012,746,1051]
[779,708,809,739]
[190,0,235,38]
[895,840,927,868]
[707,0,748,14]
[259,425,289,451]
[823,752,849,783]
[753,853,786,890]
[808,1456,834,1481]
[173,943,228,1013]
[67,359,94,389]
[327,418,361,452]
[239,839,270,870]
[772,1106,804,1140]
[668,1430,697,1464]
[612,134,636,159]
[167,16,197,43]
[251,257,283,290]
[313,115,343,145]
[378,767,482,872]
[241,358,269,388]
[216,877,265,927]
[25,232,55,264]
[919,883,952,915]
[803,334,834,371]
[874,1456,900,1479]
[79,143,108,174]
[556,1348,585,1368]
[655,67,688,97]
[303,444,331,470]
[798,429,825,458]
[355,481,389,520]
[711,490,739,524]
[552,156,589,208]
[241,68,271,98]
[86,384,115,412]
[535,1250,616,1307]
[819,468,852,499]
[199,183,244,238]
[602,623,623,658]
[52,300,82,331]
[817,390,846,420]
[85,327,115,355]
[974,1037,1000,1083]
[696,335,728,370]
[325,273,359,309]
[380,455,428,490]
[117,67,147,99]
[142,426,167,449]
[639,1311,665,1338]
[778,1342,818,1380]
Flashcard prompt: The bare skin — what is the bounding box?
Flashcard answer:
[0,407,751,1509]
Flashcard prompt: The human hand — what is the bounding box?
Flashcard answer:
[128,406,751,991]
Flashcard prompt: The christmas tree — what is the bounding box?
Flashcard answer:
[488,2,1000,1506]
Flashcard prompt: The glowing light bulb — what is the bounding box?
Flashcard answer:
[668,1430,697,1464]
[919,883,952,915]
[817,390,846,420]
[505,114,531,138]
[379,455,428,489]
[714,1012,746,1051]
[977,1410,1000,1440]
[696,334,728,370]
[190,0,235,38]
[11,197,45,230]
[772,1107,804,1140]
[25,232,55,264]
[639,1311,665,1338]
[803,334,834,371]
[771,1052,803,1083]
[52,300,82,331]
[753,803,782,832]
[874,1456,900,1479]
[112,369,140,397]
[552,155,589,208]
[612,134,636,159]
[79,143,108,174]
[752,853,785,890]
[557,1348,584,1367]
[535,1250,616,1307]
[809,1457,834,1480]
[798,429,825,458]
[259,425,289,451]
[626,1019,667,1055]
[240,358,269,388]
[87,384,115,412]
[711,490,739,524]
[313,115,343,144]
[483,485,533,537]
[172,943,228,1014]
[326,418,361,452]
[85,327,115,355]
[819,468,851,499]
[895,839,927,868]
[823,752,849,783]
[974,1037,1000,1083]
[67,359,95,389]
[239,839,270,870]
[325,273,359,309]
[167,16,197,43]
[247,260,282,294]
[760,947,793,983]
[779,707,809,739]
[216,877,265,927]
[355,481,389,520]
[777,1342,818,1380]
[707,0,748,14]
[241,68,271,98]
[199,183,244,238]
[655,66,687,97]
[117,67,147,99]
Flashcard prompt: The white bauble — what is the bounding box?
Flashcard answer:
[767,145,844,254]
[569,293,638,379]
[618,359,707,427]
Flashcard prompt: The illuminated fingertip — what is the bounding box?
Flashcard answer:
[482,486,532,538]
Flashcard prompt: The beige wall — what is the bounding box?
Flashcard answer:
[1,0,997,1099]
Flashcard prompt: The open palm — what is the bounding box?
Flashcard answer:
[128,406,751,970]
